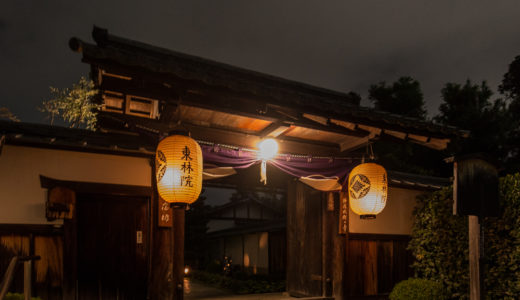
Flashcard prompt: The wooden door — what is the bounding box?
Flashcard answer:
[287,181,323,297]
[76,194,148,300]
[345,235,413,297]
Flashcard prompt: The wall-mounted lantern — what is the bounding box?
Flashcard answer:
[348,162,387,219]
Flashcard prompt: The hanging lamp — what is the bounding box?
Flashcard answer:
[348,162,387,219]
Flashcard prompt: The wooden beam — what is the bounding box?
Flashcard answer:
[348,233,411,241]
[258,121,290,138]
[0,224,63,236]
[40,175,152,197]
[108,113,344,156]
[339,135,375,153]
[98,74,368,138]
[303,113,328,125]
[90,59,462,140]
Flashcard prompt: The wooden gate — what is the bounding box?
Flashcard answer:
[76,194,149,300]
[287,180,323,297]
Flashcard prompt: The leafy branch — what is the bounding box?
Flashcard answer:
[0,107,20,122]
[40,77,100,130]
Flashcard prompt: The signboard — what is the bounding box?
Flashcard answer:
[339,192,348,234]
[158,196,173,227]
[327,192,335,211]
[452,155,499,217]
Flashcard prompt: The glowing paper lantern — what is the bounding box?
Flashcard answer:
[257,139,279,185]
[156,134,203,204]
[348,162,387,219]
[258,139,279,160]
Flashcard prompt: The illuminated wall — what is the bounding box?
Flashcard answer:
[223,232,269,274]
[348,187,424,235]
[0,145,151,224]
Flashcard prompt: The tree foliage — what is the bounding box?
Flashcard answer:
[499,56,520,172]
[0,107,19,122]
[369,76,426,119]
[499,55,520,101]
[409,174,520,299]
[367,76,446,175]
[434,80,510,163]
[483,174,520,299]
[408,187,469,299]
[40,77,99,130]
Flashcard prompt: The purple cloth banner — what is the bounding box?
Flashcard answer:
[201,144,258,169]
[201,144,354,186]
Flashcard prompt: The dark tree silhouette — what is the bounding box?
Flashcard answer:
[499,55,520,172]
[367,77,446,175]
[434,80,510,171]
[369,76,427,119]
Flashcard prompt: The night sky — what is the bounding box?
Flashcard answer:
[2,1,520,123]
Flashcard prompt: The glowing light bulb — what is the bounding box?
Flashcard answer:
[258,139,279,160]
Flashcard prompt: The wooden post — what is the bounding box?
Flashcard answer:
[149,164,174,300]
[23,260,31,300]
[62,206,77,299]
[469,216,480,300]
[322,192,333,298]
[172,206,185,300]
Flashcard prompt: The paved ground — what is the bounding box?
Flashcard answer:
[184,278,293,300]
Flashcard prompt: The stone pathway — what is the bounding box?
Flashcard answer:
[184,278,292,300]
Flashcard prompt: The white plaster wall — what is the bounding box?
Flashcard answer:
[243,232,269,274]
[0,145,151,224]
[348,187,424,235]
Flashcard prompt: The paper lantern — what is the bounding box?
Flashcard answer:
[156,134,203,204]
[257,139,279,185]
[258,139,279,160]
[348,162,387,219]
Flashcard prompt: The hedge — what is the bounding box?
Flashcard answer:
[407,173,520,299]
[389,278,447,300]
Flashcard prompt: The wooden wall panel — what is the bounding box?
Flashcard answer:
[0,235,30,294]
[377,241,393,294]
[363,241,378,295]
[0,226,63,299]
[346,239,364,295]
[346,235,413,298]
[34,236,63,285]
[392,239,413,286]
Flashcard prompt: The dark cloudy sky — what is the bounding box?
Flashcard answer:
[2,1,520,123]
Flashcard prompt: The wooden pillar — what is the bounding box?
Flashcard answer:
[62,194,77,300]
[149,163,174,300]
[469,216,480,300]
[23,260,31,300]
[172,206,185,300]
[322,192,334,298]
